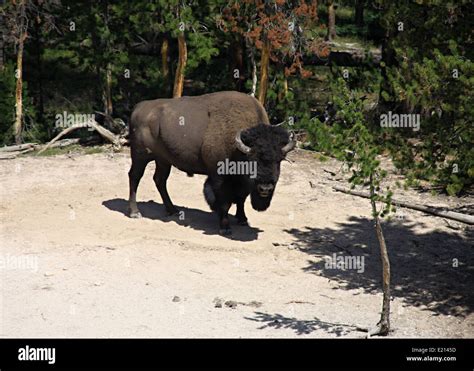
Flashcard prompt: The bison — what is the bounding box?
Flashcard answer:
[128,91,295,235]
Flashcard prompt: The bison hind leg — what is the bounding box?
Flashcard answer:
[128,157,151,218]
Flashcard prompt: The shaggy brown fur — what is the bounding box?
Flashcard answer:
[129,91,269,175]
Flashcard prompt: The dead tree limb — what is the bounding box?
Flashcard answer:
[86,119,122,147]
[333,185,474,225]
[37,125,81,155]
[37,120,124,155]
[1,139,89,159]
[0,143,38,152]
[0,147,34,159]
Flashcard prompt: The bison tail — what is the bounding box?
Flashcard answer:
[203,177,217,211]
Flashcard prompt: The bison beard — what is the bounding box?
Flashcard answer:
[204,177,274,212]
[250,188,274,211]
[203,177,217,211]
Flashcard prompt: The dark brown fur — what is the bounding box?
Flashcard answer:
[129,91,269,175]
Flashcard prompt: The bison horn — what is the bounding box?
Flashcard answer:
[235,130,252,154]
[282,132,296,154]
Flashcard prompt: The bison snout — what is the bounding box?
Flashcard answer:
[257,183,274,197]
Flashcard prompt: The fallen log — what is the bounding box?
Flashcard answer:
[94,111,127,135]
[0,143,37,152]
[48,138,81,148]
[87,119,123,147]
[0,147,35,159]
[0,138,99,159]
[0,153,17,160]
[333,185,474,225]
[37,126,79,155]
[37,119,125,155]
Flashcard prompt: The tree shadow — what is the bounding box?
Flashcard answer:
[246,312,360,337]
[283,217,473,317]
[102,198,262,242]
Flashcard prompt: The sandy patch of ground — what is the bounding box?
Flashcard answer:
[0,149,472,337]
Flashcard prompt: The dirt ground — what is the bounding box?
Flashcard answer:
[0,148,472,338]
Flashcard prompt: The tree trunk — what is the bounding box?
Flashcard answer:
[161,36,171,96]
[326,0,337,41]
[278,74,288,102]
[161,36,169,79]
[14,0,27,144]
[33,7,44,126]
[311,0,318,22]
[14,47,24,144]
[173,32,187,98]
[104,62,113,116]
[246,37,257,97]
[378,18,396,109]
[0,12,5,71]
[257,39,270,105]
[101,0,113,115]
[232,37,244,91]
[355,0,364,28]
[369,178,391,336]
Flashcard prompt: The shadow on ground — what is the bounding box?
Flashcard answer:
[244,217,472,336]
[102,198,262,242]
[281,217,473,317]
[246,312,362,336]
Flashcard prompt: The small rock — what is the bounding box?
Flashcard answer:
[224,300,238,309]
[44,272,54,277]
[247,301,263,308]
[213,297,223,308]
[172,296,181,302]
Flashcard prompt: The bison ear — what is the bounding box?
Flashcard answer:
[282,132,296,155]
[235,130,252,154]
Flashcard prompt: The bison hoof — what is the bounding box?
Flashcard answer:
[129,211,142,219]
[219,228,232,236]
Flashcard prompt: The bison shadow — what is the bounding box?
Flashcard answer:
[282,216,473,318]
[102,198,262,241]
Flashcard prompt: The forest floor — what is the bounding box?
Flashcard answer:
[1,148,472,338]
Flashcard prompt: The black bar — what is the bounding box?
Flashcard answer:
[0,338,472,369]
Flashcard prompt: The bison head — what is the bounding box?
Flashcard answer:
[235,124,296,211]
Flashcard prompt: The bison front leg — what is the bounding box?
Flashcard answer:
[203,176,233,235]
[217,202,232,235]
[128,158,150,218]
[235,197,248,226]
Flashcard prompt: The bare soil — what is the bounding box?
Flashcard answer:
[0,148,472,338]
